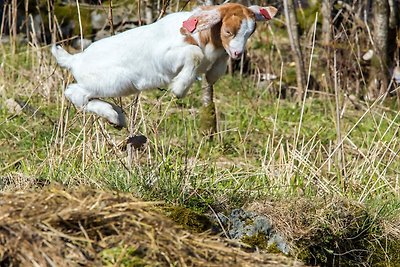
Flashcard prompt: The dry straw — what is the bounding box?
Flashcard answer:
[0,187,306,267]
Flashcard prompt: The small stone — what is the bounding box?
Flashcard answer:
[222,208,291,254]
[72,38,92,50]
[231,208,246,219]
[362,49,374,61]
[0,85,5,97]
[5,98,23,115]
[91,11,107,30]
[260,73,278,81]
[216,212,228,225]
[268,232,290,254]
[392,65,400,83]
[95,30,111,41]
[253,216,272,235]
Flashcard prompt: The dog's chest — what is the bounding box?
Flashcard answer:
[197,44,226,74]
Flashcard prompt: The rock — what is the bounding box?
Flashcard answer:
[228,209,273,239]
[116,22,137,32]
[91,9,128,31]
[94,29,111,41]
[0,85,5,98]
[268,232,290,254]
[29,14,43,42]
[260,73,278,81]
[5,98,47,119]
[214,208,290,255]
[362,49,374,61]
[91,11,107,30]
[392,65,400,84]
[112,14,123,26]
[5,98,23,115]
[72,38,92,50]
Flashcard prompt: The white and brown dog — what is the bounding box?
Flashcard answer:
[52,3,277,127]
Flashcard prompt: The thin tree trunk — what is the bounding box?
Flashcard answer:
[283,0,307,101]
[388,0,399,104]
[145,0,154,24]
[11,0,17,54]
[368,0,390,98]
[388,0,399,29]
[321,0,333,92]
[321,0,332,46]
[108,0,114,35]
[388,0,399,64]
[25,0,29,43]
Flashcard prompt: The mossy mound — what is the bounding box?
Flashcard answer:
[249,197,400,266]
[164,206,212,232]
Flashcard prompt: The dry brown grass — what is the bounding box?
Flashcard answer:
[0,186,306,267]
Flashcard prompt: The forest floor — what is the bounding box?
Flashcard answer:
[1,45,400,266]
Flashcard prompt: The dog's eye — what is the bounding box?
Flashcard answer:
[224,30,234,36]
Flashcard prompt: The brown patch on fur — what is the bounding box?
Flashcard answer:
[184,35,198,46]
[218,3,256,20]
[183,4,257,50]
[204,4,256,50]
[181,27,199,46]
[181,27,199,45]
[198,24,222,48]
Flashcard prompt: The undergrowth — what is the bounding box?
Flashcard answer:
[1,43,400,266]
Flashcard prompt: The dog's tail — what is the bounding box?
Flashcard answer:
[51,45,73,69]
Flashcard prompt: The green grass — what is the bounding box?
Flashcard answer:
[1,58,399,203]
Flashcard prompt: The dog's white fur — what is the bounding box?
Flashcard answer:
[52,4,277,127]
